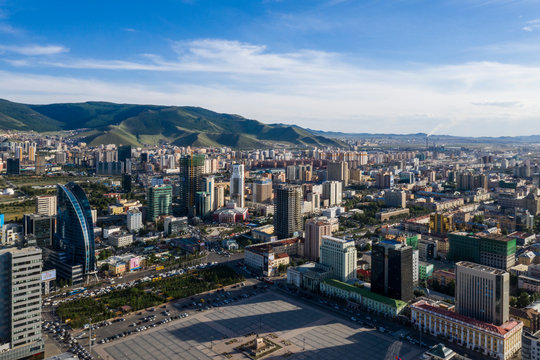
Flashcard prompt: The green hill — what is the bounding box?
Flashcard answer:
[0,99,344,148]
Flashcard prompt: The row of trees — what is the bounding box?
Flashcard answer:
[57,265,244,328]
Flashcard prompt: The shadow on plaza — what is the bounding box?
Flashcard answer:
[164,297,420,360]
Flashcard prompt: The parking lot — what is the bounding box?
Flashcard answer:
[94,290,425,360]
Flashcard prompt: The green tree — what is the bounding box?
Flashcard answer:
[518,292,531,308]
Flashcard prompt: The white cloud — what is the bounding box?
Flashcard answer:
[0,23,20,34]
[2,39,540,136]
[523,18,540,31]
[0,44,68,55]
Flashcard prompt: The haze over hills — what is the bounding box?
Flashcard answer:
[0,99,344,149]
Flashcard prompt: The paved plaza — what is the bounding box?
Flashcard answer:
[94,291,424,360]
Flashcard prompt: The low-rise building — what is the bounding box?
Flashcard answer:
[320,279,407,317]
[519,275,540,293]
[108,232,133,248]
[411,299,522,360]
[286,262,332,292]
[244,237,301,276]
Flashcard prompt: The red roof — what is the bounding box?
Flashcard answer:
[412,301,520,336]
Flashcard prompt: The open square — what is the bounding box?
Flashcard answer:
[94,291,424,360]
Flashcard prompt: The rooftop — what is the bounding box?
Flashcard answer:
[456,261,507,275]
[412,300,521,336]
[322,279,407,309]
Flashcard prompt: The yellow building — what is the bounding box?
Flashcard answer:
[411,300,522,360]
[108,204,125,215]
[429,213,454,235]
[109,262,127,275]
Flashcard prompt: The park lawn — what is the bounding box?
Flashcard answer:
[57,265,244,328]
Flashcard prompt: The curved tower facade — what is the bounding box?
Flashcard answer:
[56,182,96,274]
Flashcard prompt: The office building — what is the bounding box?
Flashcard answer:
[252,179,273,204]
[6,159,19,176]
[304,218,332,261]
[164,216,188,236]
[56,182,96,277]
[215,185,225,209]
[36,195,57,216]
[230,164,245,208]
[126,208,142,232]
[384,190,406,208]
[448,232,516,270]
[122,174,132,193]
[322,181,342,207]
[371,239,414,301]
[327,161,349,186]
[411,299,521,360]
[117,145,131,165]
[108,232,133,248]
[455,261,509,326]
[23,214,56,248]
[320,236,357,282]
[274,185,303,239]
[202,176,215,211]
[179,154,205,216]
[147,185,172,221]
[0,247,44,360]
[523,330,540,360]
[195,192,212,218]
[321,279,407,318]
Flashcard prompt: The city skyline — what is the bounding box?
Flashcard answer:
[1,1,540,136]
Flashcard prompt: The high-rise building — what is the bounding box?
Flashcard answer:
[215,185,225,209]
[202,176,215,211]
[322,181,342,206]
[455,261,509,326]
[371,239,414,301]
[456,172,488,191]
[28,145,36,163]
[117,145,132,165]
[126,208,143,232]
[375,172,394,189]
[6,158,20,175]
[179,155,205,216]
[320,236,357,282]
[252,179,273,204]
[147,185,172,221]
[230,164,245,208]
[56,182,96,276]
[23,214,56,248]
[122,174,132,193]
[305,218,332,261]
[448,232,516,270]
[35,155,46,175]
[327,161,349,186]
[274,185,303,239]
[195,192,212,218]
[36,195,57,216]
[0,247,44,360]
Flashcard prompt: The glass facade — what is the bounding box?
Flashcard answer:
[56,182,96,274]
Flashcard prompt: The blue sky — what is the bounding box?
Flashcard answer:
[1,0,540,136]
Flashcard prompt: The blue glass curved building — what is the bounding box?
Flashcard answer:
[56,182,96,274]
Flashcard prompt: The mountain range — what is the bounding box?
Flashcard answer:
[0,99,344,148]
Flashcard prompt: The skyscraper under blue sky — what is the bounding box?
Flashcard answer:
[56,182,96,275]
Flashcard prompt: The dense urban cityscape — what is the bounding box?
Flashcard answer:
[2,1,540,360]
[0,129,539,360]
